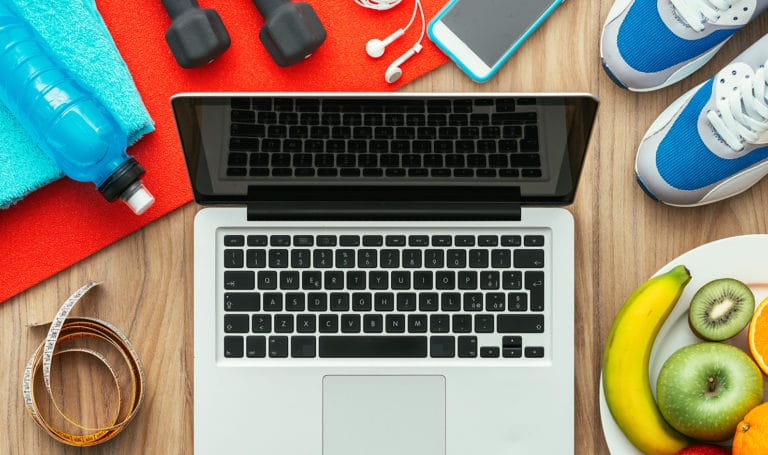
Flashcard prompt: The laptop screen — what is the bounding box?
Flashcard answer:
[171,94,597,206]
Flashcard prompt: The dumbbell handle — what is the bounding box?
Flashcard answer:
[162,0,201,20]
[253,0,289,18]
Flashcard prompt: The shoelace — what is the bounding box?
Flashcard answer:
[670,0,739,31]
[707,62,768,152]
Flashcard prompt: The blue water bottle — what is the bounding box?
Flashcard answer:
[0,3,153,214]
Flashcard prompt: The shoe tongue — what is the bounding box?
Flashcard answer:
[705,0,755,27]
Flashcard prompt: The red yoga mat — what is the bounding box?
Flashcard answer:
[0,0,449,303]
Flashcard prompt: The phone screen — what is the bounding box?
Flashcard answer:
[440,0,556,67]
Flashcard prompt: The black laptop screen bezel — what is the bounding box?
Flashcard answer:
[171,93,598,207]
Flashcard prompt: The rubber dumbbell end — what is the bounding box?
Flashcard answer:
[165,8,231,68]
[258,2,326,67]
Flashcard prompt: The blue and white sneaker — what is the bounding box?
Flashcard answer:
[601,0,768,91]
[635,33,768,206]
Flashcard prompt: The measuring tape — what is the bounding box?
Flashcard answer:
[22,282,145,446]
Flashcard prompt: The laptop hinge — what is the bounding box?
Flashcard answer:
[246,185,522,221]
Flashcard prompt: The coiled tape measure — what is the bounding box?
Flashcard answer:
[22,282,145,446]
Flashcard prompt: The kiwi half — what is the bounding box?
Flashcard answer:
[688,278,755,341]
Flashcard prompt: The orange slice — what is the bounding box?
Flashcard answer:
[748,296,768,376]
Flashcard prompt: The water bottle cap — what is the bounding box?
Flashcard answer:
[123,183,154,215]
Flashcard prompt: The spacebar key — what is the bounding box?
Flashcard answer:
[319,336,427,358]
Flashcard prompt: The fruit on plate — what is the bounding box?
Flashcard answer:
[656,342,764,441]
[732,402,768,455]
[677,443,730,454]
[748,296,768,376]
[688,278,754,341]
[602,264,692,454]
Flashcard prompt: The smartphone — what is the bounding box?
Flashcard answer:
[428,0,564,83]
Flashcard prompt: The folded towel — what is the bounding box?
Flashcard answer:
[0,0,154,208]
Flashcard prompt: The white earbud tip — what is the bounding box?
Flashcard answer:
[366,39,385,58]
[385,67,402,83]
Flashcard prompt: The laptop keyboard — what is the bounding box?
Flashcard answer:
[221,230,549,360]
[225,97,543,179]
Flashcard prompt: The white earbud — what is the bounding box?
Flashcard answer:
[366,28,406,58]
[385,43,422,83]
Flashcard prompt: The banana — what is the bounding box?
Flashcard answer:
[602,264,692,454]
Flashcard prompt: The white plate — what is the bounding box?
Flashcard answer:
[599,234,768,454]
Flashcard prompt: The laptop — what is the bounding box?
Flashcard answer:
[171,93,598,455]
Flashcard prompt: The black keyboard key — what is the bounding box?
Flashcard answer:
[269,336,289,358]
[430,315,450,333]
[508,293,528,311]
[285,293,305,311]
[362,235,383,247]
[386,235,406,246]
[224,235,245,246]
[436,272,456,291]
[307,293,327,312]
[358,250,377,268]
[402,250,422,268]
[381,250,400,269]
[270,235,291,246]
[339,235,360,246]
[526,271,545,311]
[224,249,244,268]
[274,314,294,333]
[292,235,314,247]
[341,314,361,333]
[319,336,427,358]
[246,250,266,268]
[408,235,429,246]
[224,293,259,312]
[317,235,337,246]
[269,250,289,268]
[408,314,428,333]
[501,235,522,247]
[247,235,268,246]
[486,293,506,311]
[374,293,395,311]
[419,293,439,311]
[463,293,483,311]
[452,315,472,333]
[503,348,522,358]
[224,271,255,290]
[292,336,316,358]
[325,271,344,290]
[251,314,271,333]
[525,346,545,358]
[262,293,283,311]
[290,250,311,269]
[514,249,544,268]
[480,347,500,358]
[319,315,338,333]
[301,271,323,291]
[524,235,545,247]
[313,249,333,268]
[446,250,466,268]
[363,314,383,333]
[458,271,478,290]
[503,336,522,347]
[352,293,372,311]
[491,250,511,268]
[224,336,244,358]
[497,315,544,333]
[469,250,489,268]
[296,314,316,333]
[397,293,417,312]
[458,336,478,358]
[224,314,249,333]
[329,293,350,312]
[475,314,494,333]
[386,315,406,333]
[430,336,455,358]
[246,336,266,358]
[413,271,433,290]
[425,250,444,268]
[369,271,389,290]
[280,271,300,290]
[478,236,498,246]
[347,271,366,290]
[480,271,500,290]
[336,249,355,268]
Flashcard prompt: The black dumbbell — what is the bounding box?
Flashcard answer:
[163,0,231,68]
[252,0,326,67]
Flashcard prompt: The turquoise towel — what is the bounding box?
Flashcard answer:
[0,0,154,208]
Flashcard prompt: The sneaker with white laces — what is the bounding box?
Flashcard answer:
[601,0,768,91]
[635,33,768,206]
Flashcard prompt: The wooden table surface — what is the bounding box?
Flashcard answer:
[3,1,768,453]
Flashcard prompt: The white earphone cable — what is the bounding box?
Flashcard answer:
[354,0,402,11]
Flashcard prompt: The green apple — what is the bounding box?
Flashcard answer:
[656,342,764,441]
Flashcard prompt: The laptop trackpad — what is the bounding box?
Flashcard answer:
[323,375,446,455]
